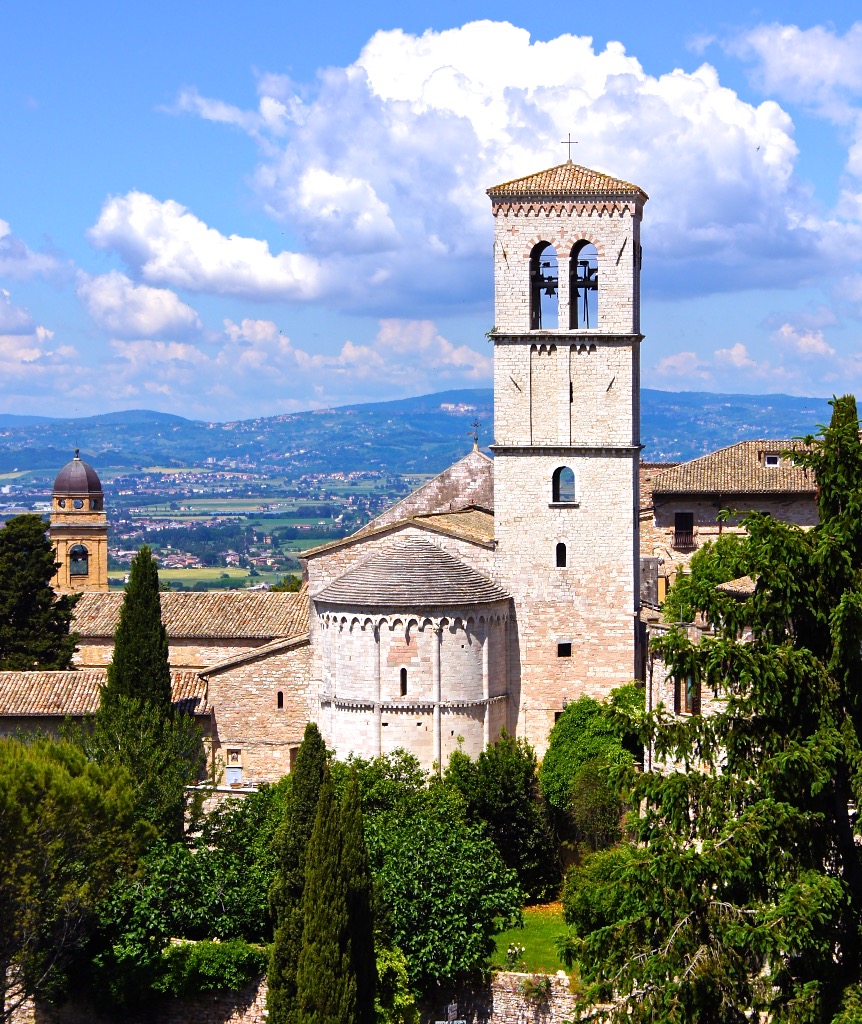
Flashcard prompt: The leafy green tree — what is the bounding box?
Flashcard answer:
[0,737,146,1021]
[80,694,204,841]
[374,945,418,1024]
[104,545,171,708]
[268,722,327,1024]
[566,396,862,1023]
[296,767,353,1024]
[539,685,643,854]
[662,532,750,624]
[271,575,303,592]
[340,771,375,1024]
[445,731,558,901]
[0,514,78,670]
[87,782,287,1006]
[365,784,522,992]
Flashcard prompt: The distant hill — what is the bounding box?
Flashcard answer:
[0,388,834,478]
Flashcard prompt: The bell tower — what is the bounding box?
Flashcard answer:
[488,161,647,750]
[50,450,109,594]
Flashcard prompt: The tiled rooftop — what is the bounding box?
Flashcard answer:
[0,669,207,716]
[73,588,308,639]
[716,575,757,597]
[315,537,509,608]
[411,507,495,545]
[652,441,815,496]
[487,162,647,199]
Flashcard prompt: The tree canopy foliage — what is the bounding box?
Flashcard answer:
[268,722,327,1024]
[0,514,78,670]
[104,544,171,708]
[445,731,558,901]
[0,738,146,1021]
[565,396,862,1023]
[662,532,750,624]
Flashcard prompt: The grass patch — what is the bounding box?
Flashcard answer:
[492,903,566,975]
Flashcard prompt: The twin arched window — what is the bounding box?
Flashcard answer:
[529,240,599,331]
[552,467,577,504]
[69,544,89,576]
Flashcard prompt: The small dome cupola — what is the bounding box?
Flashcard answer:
[53,450,104,512]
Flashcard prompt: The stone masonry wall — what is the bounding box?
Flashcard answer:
[491,201,643,335]
[494,449,638,755]
[11,972,581,1024]
[75,638,269,671]
[205,639,313,787]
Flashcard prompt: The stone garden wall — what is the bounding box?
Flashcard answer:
[10,971,582,1024]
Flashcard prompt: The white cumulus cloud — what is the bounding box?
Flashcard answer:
[77,270,202,337]
[87,191,324,301]
[169,20,811,312]
[0,219,63,279]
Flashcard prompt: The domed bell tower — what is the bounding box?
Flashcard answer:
[50,450,109,594]
[487,160,647,750]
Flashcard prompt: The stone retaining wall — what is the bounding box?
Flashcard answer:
[10,971,580,1024]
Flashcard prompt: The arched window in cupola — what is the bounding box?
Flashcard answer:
[570,241,598,328]
[530,242,559,330]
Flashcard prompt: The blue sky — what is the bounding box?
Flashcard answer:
[2,2,860,420]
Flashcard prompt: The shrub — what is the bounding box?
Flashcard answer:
[158,939,267,996]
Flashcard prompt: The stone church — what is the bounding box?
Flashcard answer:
[0,160,648,784]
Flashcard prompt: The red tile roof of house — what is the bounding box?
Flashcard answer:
[0,669,207,716]
[73,588,308,640]
[651,441,816,496]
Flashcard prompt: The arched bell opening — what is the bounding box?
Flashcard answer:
[530,242,559,330]
[570,241,598,329]
[68,544,89,577]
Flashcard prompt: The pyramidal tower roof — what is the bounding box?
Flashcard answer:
[487,161,647,200]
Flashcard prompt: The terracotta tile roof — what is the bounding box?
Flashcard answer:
[203,633,310,676]
[73,588,309,640]
[304,507,496,560]
[410,507,495,545]
[652,441,815,496]
[487,162,647,199]
[315,537,510,608]
[0,669,208,716]
[716,575,757,598]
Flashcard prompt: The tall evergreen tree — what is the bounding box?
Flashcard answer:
[104,545,170,708]
[0,514,78,670]
[340,769,375,1024]
[565,396,862,1023]
[268,722,327,1024]
[296,767,352,1024]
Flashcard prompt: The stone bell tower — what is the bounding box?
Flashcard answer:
[50,450,109,594]
[487,161,648,750]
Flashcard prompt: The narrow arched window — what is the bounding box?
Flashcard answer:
[556,542,567,567]
[69,544,89,576]
[552,467,576,503]
[530,242,559,330]
[400,667,407,696]
[277,691,284,710]
[570,241,598,328]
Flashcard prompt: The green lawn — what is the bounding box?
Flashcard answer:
[492,904,566,974]
[108,567,300,589]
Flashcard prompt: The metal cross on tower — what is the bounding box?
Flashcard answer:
[561,133,578,162]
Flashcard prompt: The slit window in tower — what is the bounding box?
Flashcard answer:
[277,691,284,709]
[570,241,598,328]
[400,667,407,696]
[556,542,567,567]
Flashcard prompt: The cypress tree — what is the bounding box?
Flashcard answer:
[340,769,376,1024]
[104,545,171,709]
[268,722,327,1024]
[296,765,351,1024]
[0,514,78,670]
